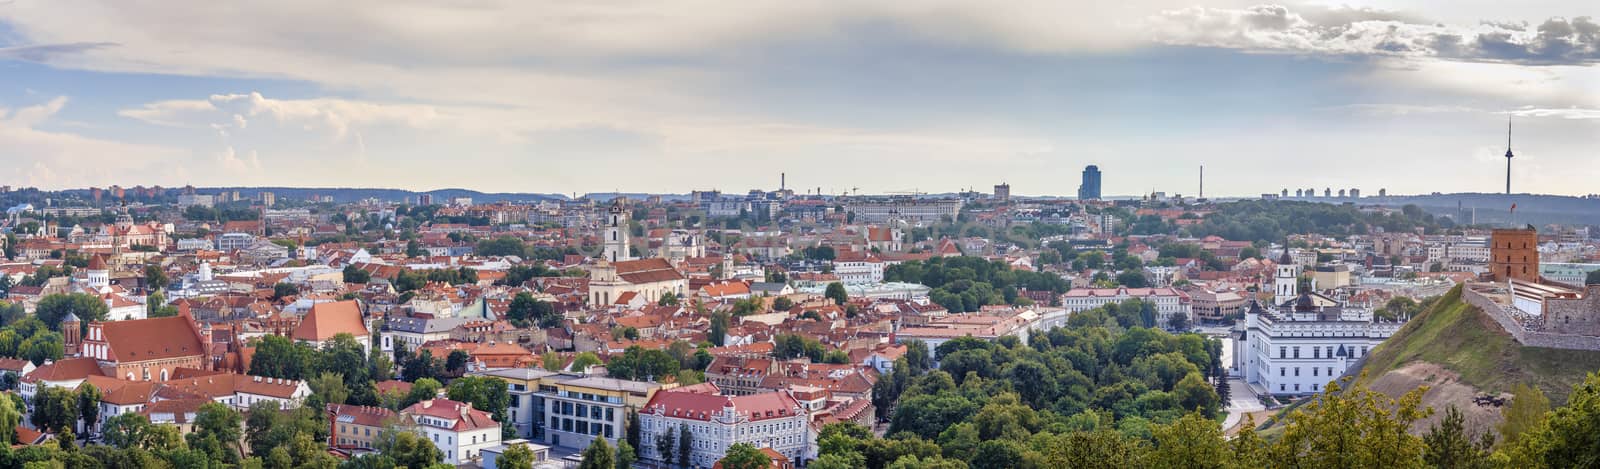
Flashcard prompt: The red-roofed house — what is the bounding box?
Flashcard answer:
[293,300,371,353]
[638,389,810,468]
[402,398,502,465]
[80,312,207,382]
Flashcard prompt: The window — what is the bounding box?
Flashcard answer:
[1313,348,1320,359]
[1279,347,1286,358]
[1294,367,1300,376]
[1294,384,1301,391]
[1312,368,1318,377]
[1293,347,1300,358]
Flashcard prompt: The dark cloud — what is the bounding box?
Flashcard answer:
[0,42,118,62]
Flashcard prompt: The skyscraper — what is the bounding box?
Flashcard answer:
[1078,165,1102,200]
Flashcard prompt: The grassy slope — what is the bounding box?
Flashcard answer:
[1358,285,1600,405]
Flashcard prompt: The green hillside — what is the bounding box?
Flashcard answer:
[1358,285,1600,404]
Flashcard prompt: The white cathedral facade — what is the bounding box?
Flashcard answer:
[1235,251,1403,396]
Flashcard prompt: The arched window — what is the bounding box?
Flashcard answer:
[160,369,169,381]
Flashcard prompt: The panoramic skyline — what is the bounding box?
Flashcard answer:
[2,1,1597,196]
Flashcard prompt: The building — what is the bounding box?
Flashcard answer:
[1491,228,1540,283]
[843,198,962,224]
[215,232,256,251]
[403,398,502,465]
[1236,258,1403,396]
[1060,287,1189,327]
[993,183,1011,202]
[472,368,560,440]
[79,313,207,382]
[260,192,276,207]
[1187,288,1249,322]
[538,375,666,451]
[329,404,396,452]
[602,200,634,263]
[587,257,688,306]
[638,388,811,468]
[381,317,471,353]
[1078,165,1102,200]
[1540,263,1600,287]
[291,300,371,353]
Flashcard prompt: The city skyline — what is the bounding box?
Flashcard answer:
[2,1,1598,196]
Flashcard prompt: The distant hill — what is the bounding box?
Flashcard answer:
[1355,285,1600,435]
[199,187,569,204]
[1297,192,1600,226]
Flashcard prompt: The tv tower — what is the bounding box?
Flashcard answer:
[1504,116,1514,195]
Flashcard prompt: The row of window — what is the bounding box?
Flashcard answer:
[1277,345,1368,359]
[550,417,615,438]
[552,401,615,422]
[1279,366,1337,377]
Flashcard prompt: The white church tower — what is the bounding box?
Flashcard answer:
[602,199,634,263]
[1274,244,1300,305]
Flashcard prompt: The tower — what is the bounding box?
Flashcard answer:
[87,254,110,291]
[1274,244,1300,305]
[602,199,634,262]
[1078,165,1102,201]
[62,313,81,356]
[1504,116,1515,195]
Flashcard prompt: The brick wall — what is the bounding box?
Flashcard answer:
[1462,287,1600,352]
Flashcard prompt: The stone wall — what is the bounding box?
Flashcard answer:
[1462,287,1600,352]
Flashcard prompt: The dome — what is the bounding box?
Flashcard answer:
[1294,293,1317,312]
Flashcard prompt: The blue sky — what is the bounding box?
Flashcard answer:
[1,1,1597,196]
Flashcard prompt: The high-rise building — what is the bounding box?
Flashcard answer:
[260,192,275,207]
[417,194,433,206]
[1078,165,1102,200]
[993,183,1011,202]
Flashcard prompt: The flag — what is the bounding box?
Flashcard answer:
[1510,203,1517,213]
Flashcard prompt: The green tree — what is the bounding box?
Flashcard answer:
[144,264,168,292]
[1497,383,1550,447]
[0,389,18,446]
[187,402,244,463]
[1422,406,1492,469]
[1524,372,1600,468]
[1271,375,1430,468]
[498,443,536,469]
[718,443,769,469]
[825,282,849,305]
[101,412,153,449]
[272,282,299,300]
[614,440,637,469]
[342,265,372,283]
[579,437,616,469]
[447,376,513,439]
[677,424,693,468]
[377,427,444,468]
[570,352,603,373]
[35,293,108,333]
[76,383,101,434]
[307,372,349,406]
[30,386,78,433]
[1148,412,1226,469]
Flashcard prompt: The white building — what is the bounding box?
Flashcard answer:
[844,198,963,224]
[1235,253,1403,396]
[215,232,257,251]
[601,200,633,263]
[638,388,811,468]
[403,398,503,465]
[1060,287,1190,327]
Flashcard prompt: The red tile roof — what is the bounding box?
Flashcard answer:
[642,389,802,422]
[402,398,499,432]
[293,300,368,342]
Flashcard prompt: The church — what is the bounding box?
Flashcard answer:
[587,200,687,306]
[1235,249,1404,396]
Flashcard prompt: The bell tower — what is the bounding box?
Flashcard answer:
[1274,244,1300,305]
[602,199,634,262]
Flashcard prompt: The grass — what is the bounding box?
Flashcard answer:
[1357,284,1600,405]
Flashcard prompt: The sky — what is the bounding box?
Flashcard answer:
[1,1,1597,197]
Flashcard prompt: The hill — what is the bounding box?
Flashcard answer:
[1355,284,1600,434]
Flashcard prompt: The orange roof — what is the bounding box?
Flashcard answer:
[613,258,686,284]
[97,316,206,363]
[292,300,368,342]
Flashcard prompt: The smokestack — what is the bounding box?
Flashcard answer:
[1199,165,1204,199]
[781,172,786,191]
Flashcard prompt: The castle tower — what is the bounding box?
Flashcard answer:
[601,199,634,262]
[1274,244,1300,305]
[62,313,81,356]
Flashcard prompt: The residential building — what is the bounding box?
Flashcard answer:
[1060,287,1190,327]
[472,368,560,440]
[843,198,962,224]
[538,375,666,451]
[403,398,503,465]
[329,404,397,452]
[638,388,811,468]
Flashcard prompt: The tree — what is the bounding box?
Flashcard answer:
[35,293,108,333]
[447,376,513,438]
[1522,372,1600,468]
[0,390,18,445]
[498,443,536,469]
[654,427,676,464]
[708,311,730,347]
[144,264,168,292]
[1272,375,1430,468]
[825,282,849,305]
[77,383,101,434]
[101,412,153,449]
[377,427,444,468]
[272,282,299,300]
[570,352,603,372]
[719,443,769,469]
[579,437,616,469]
[342,265,371,284]
[677,423,693,468]
[30,386,78,433]
[446,350,471,376]
[1148,412,1226,469]
[614,440,637,469]
[1115,271,1149,288]
[307,372,349,406]
[187,402,243,463]
[627,410,642,456]
[251,335,315,380]
[1586,269,1600,286]
[658,292,679,306]
[1497,383,1550,447]
[1422,406,1492,469]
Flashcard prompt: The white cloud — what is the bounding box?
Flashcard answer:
[0,97,184,187]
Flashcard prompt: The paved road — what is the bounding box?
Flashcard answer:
[1220,377,1265,432]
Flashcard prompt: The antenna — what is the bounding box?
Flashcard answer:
[1504,115,1514,195]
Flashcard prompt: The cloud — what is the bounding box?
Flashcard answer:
[1507,107,1600,119]
[0,42,116,62]
[216,146,261,173]
[0,96,183,187]
[1145,5,1600,65]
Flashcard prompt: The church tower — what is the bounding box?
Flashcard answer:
[1274,244,1300,305]
[602,199,634,263]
